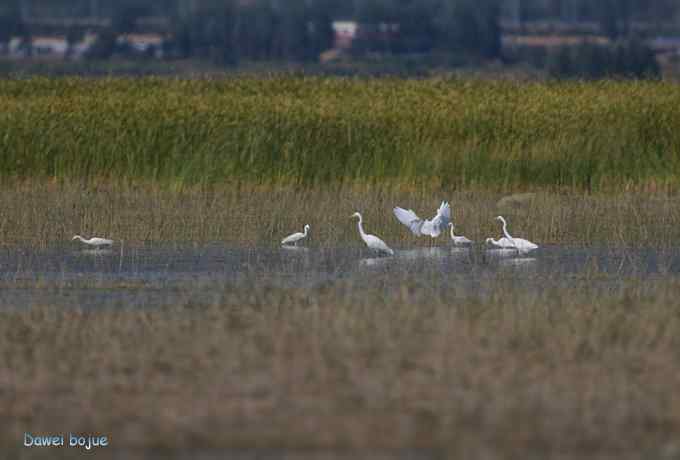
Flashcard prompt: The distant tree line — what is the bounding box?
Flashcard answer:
[0,0,671,78]
[545,39,660,79]
[170,0,336,64]
[505,0,679,37]
[157,0,505,64]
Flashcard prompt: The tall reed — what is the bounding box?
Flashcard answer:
[1,181,679,247]
[2,78,680,190]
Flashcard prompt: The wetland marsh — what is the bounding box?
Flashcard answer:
[3,78,680,459]
[4,184,680,460]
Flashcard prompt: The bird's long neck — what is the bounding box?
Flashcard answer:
[303,227,308,237]
[76,236,86,243]
[449,225,456,239]
[501,220,513,241]
[356,217,366,239]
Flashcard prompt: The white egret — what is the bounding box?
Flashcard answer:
[351,212,394,256]
[72,235,113,248]
[281,224,310,246]
[492,216,538,252]
[393,201,451,238]
[448,223,473,245]
[485,237,516,249]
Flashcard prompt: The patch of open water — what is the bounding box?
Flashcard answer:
[0,243,678,309]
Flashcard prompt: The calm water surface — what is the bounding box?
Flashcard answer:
[1,243,678,309]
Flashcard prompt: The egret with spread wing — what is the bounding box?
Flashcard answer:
[393,201,451,238]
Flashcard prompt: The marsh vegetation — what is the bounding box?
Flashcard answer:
[3,78,680,459]
[3,183,680,459]
[2,78,680,190]
[4,271,680,459]
[1,182,680,248]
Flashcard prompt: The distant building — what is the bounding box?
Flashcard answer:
[117,33,166,58]
[502,34,610,49]
[332,21,358,49]
[31,35,68,57]
[71,32,98,59]
[650,37,680,56]
[3,33,96,59]
[8,37,29,58]
[331,20,400,51]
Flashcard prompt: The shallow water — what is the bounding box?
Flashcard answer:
[1,243,678,309]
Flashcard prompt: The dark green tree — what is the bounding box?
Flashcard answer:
[65,26,84,59]
[112,3,152,34]
[171,1,238,65]
[274,0,309,61]
[437,0,501,59]
[233,0,276,60]
[0,3,21,46]
[393,1,437,53]
[596,0,633,39]
[307,0,336,60]
[85,29,117,59]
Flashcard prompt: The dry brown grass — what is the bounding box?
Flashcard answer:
[1,180,680,248]
[3,276,680,459]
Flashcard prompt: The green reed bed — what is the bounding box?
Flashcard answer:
[1,77,680,190]
[3,276,680,459]
[0,181,679,248]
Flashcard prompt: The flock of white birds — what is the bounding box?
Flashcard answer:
[70,201,538,257]
[280,201,539,256]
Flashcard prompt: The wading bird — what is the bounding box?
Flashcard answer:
[351,212,394,256]
[485,237,516,249]
[488,216,538,252]
[281,224,310,246]
[393,201,451,238]
[448,223,473,245]
[72,235,113,248]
